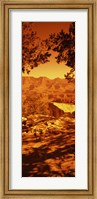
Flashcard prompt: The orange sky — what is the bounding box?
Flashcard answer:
[29,22,71,39]
[22,22,73,79]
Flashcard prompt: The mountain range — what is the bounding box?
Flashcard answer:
[22,76,75,117]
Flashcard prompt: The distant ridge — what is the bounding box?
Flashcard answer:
[22,76,65,81]
[22,76,75,117]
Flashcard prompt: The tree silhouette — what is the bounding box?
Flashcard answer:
[48,23,75,68]
[46,22,75,80]
[22,22,51,73]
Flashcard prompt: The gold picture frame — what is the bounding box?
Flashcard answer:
[0,0,97,198]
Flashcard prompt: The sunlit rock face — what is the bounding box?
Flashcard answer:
[49,102,75,118]
[49,103,64,118]
[53,102,75,113]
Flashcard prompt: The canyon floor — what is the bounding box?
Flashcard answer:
[22,113,75,177]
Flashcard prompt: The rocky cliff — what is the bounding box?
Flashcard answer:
[49,102,75,118]
[49,102,65,118]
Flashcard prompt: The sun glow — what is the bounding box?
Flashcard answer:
[22,61,71,79]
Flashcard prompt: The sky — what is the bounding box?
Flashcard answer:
[22,22,73,79]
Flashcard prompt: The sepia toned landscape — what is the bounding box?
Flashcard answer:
[22,22,75,177]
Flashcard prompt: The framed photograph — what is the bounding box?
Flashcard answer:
[0,0,97,198]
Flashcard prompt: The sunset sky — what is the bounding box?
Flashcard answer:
[22,22,73,79]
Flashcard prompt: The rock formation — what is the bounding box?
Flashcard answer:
[49,102,65,118]
[49,102,75,118]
